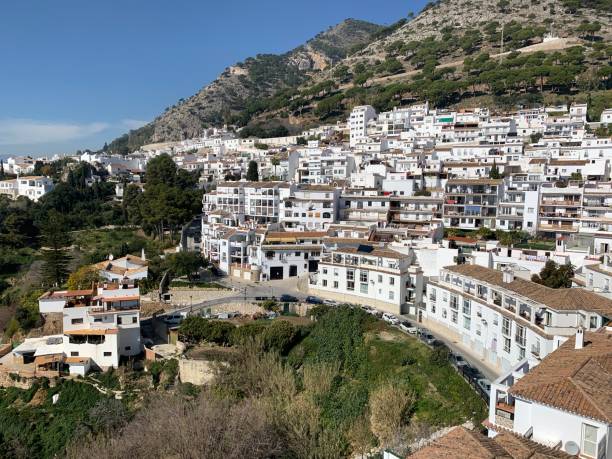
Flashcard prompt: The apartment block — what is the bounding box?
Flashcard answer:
[310,245,423,315]
[425,264,612,371]
[443,179,504,230]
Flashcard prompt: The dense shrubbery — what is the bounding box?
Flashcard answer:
[0,380,119,458]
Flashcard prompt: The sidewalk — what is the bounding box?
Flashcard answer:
[402,314,501,381]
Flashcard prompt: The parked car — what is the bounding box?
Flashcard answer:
[306,296,323,304]
[462,366,484,383]
[477,378,491,397]
[323,299,338,306]
[382,313,399,325]
[421,333,436,345]
[279,294,299,302]
[399,321,418,334]
[451,353,468,368]
[162,313,185,326]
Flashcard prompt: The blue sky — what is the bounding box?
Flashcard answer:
[0,0,426,156]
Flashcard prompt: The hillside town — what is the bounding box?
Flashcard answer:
[1,99,611,457]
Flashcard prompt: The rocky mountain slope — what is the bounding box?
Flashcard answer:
[109,0,611,153]
[108,19,383,152]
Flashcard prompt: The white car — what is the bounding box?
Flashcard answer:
[382,313,399,325]
[399,321,418,334]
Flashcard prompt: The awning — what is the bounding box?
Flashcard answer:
[64,328,118,336]
[34,353,64,365]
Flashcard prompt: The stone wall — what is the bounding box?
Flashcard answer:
[169,288,234,305]
[179,359,218,386]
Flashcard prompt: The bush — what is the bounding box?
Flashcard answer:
[262,320,299,355]
[178,317,235,345]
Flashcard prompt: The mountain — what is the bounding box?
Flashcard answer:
[107,19,383,153]
[247,0,611,128]
[109,0,611,153]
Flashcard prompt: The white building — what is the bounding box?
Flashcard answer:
[0,176,54,202]
[310,245,423,315]
[425,264,612,372]
[487,328,611,459]
[348,105,377,147]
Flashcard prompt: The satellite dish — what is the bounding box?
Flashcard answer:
[564,441,580,455]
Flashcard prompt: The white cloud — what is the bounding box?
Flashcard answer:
[0,119,110,145]
[121,119,148,130]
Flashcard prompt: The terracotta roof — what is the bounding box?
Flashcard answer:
[409,426,575,459]
[509,330,612,423]
[444,264,612,315]
[548,160,588,166]
[335,246,406,260]
[39,289,94,300]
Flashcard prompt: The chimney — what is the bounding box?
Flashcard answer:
[575,327,584,350]
[502,268,514,284]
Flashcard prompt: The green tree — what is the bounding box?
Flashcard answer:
[531,260,575,288]
[165,252,203,280]
[146,154,178,186]
[246,160,259,182]
[40,211,72,287]
[489,161,501,179]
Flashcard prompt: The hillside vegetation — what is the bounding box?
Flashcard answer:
[107,0,611,153]
[66,306,485,458]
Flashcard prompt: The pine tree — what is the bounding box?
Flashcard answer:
[0,160,4,180]
[40,211,72,287]
[246,160,259,182]
[489,160,501,179]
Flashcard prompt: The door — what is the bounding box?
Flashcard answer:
[270,267,284,280]
[289,265,298,277]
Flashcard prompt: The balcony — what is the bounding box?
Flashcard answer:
[494,403,515,430]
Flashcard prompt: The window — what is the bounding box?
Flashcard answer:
[322,268,328,275]
[518,346,525,360]
[451,311,458,324]
[463,316,471,330]
[347,270,354,281]
[450,295,458,310]
[360,283,368,294]
[104,352,112,357]
[360,271,368,283]
[378,274,383,283]
[322,279,327,287]
[94,317,102,323]
[462,299,471,315]
[442,309,447,319]
[503,337,511,353]
[515,325,526,347]
[132,316,138,324]
[333,281,339,289]
[389,277,395,285]
[581,423,598,458]
[502,317,511,336]
[70,351,79,357]
[117,317,123,325]
[347,281,355,291]
[71,318,83,325]
[389,291,394,300]
[334,268,339,277]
